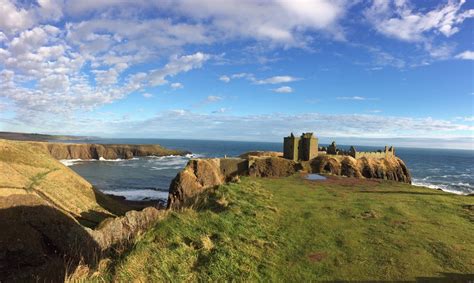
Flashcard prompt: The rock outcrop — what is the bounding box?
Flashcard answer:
[239,151,283,159]
[308,155,411,183]
[248,157,302,178]
[44,142,189,160]
[89,207,167,250]
[167,158,248,209]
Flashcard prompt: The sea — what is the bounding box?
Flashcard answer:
[57,138,474,201]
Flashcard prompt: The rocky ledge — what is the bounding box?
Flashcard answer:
[45,142,190,160]
[167,152,412,209]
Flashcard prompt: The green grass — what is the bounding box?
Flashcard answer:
[94,175,474,281]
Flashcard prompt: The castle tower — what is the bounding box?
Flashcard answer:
[283,133,300,161]
[300,132,318,161]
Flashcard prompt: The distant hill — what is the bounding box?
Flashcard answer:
[0,131,97,141]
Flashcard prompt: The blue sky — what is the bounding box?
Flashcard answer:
[0,0,473,149]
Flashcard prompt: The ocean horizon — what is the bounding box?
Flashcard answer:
[57,138,474,201]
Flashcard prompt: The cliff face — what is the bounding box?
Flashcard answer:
[44,142,190,160]
[307,155,411,184]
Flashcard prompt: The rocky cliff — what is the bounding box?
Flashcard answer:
[168,153,412,209]
[44,142,189,160]
[306,155,411,183]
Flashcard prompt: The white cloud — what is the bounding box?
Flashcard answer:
[161,0,348,46]
[142,93,153,98]
[455,50,474,60]
[0,50,209,123]
[44,111,471,149]
[219,75,230,83]
[232,73,251,79]
[205,95,223,103]
[148,52,210,86]
[0,0,34,33]
[365,0,473,42]
[171,82,184,89]
[255,75,299,84]
[212,107,228,113]
[272,86,293,93]
[337,96,368,101]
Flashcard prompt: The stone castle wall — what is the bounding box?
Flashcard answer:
[354,151,388,159]
[352,147,395,159]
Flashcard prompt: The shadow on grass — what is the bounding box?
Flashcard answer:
[0,203,100,282]
[415,272,474,282]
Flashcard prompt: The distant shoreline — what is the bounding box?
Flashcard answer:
[0,131,97,142]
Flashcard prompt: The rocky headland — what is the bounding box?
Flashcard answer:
[45,142,190,160]
[167,151,412,209]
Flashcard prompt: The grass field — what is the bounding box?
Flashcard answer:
[91,175,474,281]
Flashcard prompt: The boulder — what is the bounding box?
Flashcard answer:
[167,159,226,209]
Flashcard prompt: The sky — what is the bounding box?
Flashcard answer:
[0,0,473,149]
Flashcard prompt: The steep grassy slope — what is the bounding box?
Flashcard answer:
[0,139,130,226]
[0,139,172,281]
[94,175,473,281]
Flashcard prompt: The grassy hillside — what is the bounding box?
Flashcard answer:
[0,139,129,226]
[0,131,94,141]
[92,175,474,281]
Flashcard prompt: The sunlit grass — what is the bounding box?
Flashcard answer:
[94,175,474,281]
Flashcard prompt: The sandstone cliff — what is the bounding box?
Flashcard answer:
[306,155,411,183]
[44,142,189,160]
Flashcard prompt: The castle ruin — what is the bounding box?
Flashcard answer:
[283,132,318,161]
[283,133,395,160]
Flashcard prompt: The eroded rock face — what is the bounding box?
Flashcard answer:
[309,155,411,183]
[239,151,283,159]
[167,158,249,209]
[45,142,189,160]
[167,159,225,209]
[89,207,166,250]
[248,157,302,178]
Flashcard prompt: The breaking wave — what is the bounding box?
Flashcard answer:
[102,189,169,201]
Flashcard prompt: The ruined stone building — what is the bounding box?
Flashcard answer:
[284,133,395,161]
[283,132,318,161]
